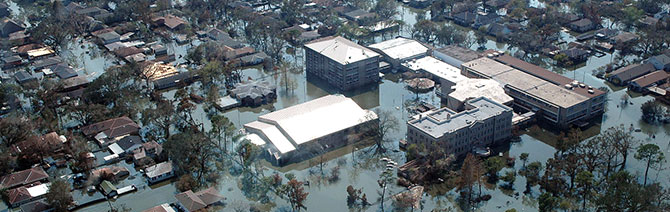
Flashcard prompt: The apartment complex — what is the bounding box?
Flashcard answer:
[407,97,513,158]
[304,36,380,91]
[462,56,606,128]
[244,95,378,166]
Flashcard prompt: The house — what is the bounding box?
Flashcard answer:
[26,47,55,60]
[343,9,376,24]
[113,46,144,58]
[453,12,477,26]
[639,16,659,27]
[646,54,670,71]
[230,80,276,107]
[151,44,168,56]
[96,31,121,45]
[223,46,255,60]
[99,180,117,197]
[152,14,187,30]
[144,161,174,184]
[60,76,90,92]
[0,2,9,18]
[607,63,656,85]
[108,135,143,156]
[559,48,589,62]
[153,71,198,90]
[80,116,140,146]
[485,0,509,8]
[6,183,49,207]
[31,56,62,70]
[558,12,580,24]
[0,167,48,190]
[594,28,619,40]
[65,2,85,14]
[611,32,639,46]
[629,71,669,92]
[143,203,176,212]
[238,52,270,67]
[0,18,25,37]
[75,7,106,17]
[304,36,380,91]
[487,23,512,39]
[52,64,78,79]
[569,19,595,33]
[15,44,44,56]
[12,132,66,155]
[3,55,23,68]
[175,187,224,212]
[19,199,52,212]
[14,70,36,84]
[473,12,500,28]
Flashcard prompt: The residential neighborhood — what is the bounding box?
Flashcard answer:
[0,0,669,212]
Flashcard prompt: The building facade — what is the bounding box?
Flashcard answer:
[304,36,380,91]
[462,56,606,128]
[407,97,513,158]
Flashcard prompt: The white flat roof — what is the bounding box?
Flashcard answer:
[403,56,467,84]
[450,79,513,105]
[368,37,428,60]
[27,183,49,197]
[244,121,295,154]
[259,95,377,145]
[304,36,379,65]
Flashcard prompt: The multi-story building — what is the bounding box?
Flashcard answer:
[407,97,513,158]
[304,36,381,91]
[462,56,606,128]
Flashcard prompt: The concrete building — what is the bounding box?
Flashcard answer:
[462,57,606,128]
[244,95,378,166]
[304,36,380,91]
[403,56,467,95]
[433,45,482,68]
[406,97,513,158]
[446,78,513,111]
[368,37,430,70]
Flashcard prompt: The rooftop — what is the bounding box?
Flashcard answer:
[304,36,379,65]
[449,78,513,105]
[245,95,377,153]
[434,45,481,63]
[145,161,173,178]
[632,70,669,87]
[408,97,511,138]
[403,56,467,84]
[368,37,429,60]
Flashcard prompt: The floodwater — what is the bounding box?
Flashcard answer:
[3,2,667,212]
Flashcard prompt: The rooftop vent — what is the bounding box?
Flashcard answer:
[588,89,594,94]
[565,84,573,89]
[579,83,586,88]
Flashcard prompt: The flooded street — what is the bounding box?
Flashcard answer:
[4,2,664,212]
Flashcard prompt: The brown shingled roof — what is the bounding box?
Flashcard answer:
[632,70,669,88]
[0,167,48,190]
[80,116,139,138]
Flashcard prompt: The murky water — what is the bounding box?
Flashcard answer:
[1,2,665,212]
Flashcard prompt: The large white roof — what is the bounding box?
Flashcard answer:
[244,121,295,154]
[450,79,513,105]
[304,36,379,65]
[403,56,467,84]
[368,37,428,60]
[259,95,377,145]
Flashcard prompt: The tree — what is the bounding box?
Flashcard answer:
[484,156,505,180]
[412,20,438,43]
[524,161,543,193]
[575,171,594,210]
[176,175,198,192]
[459,154,483,206]
[538,192,559,212]
[372,0,398,20]
[641,100,666,124]
[634,144,665,186]
[281,179,309,211]
[0,116,33,146]
[378,166,395,212]
[45,179,74,212]
[595,171,662,211]
[164,129,217,186]
[368,109,399,154]
[142,99,175,140]
[501,170,516,189]
[519,153,529,170]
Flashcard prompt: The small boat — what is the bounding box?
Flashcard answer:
[473,147,491,157]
